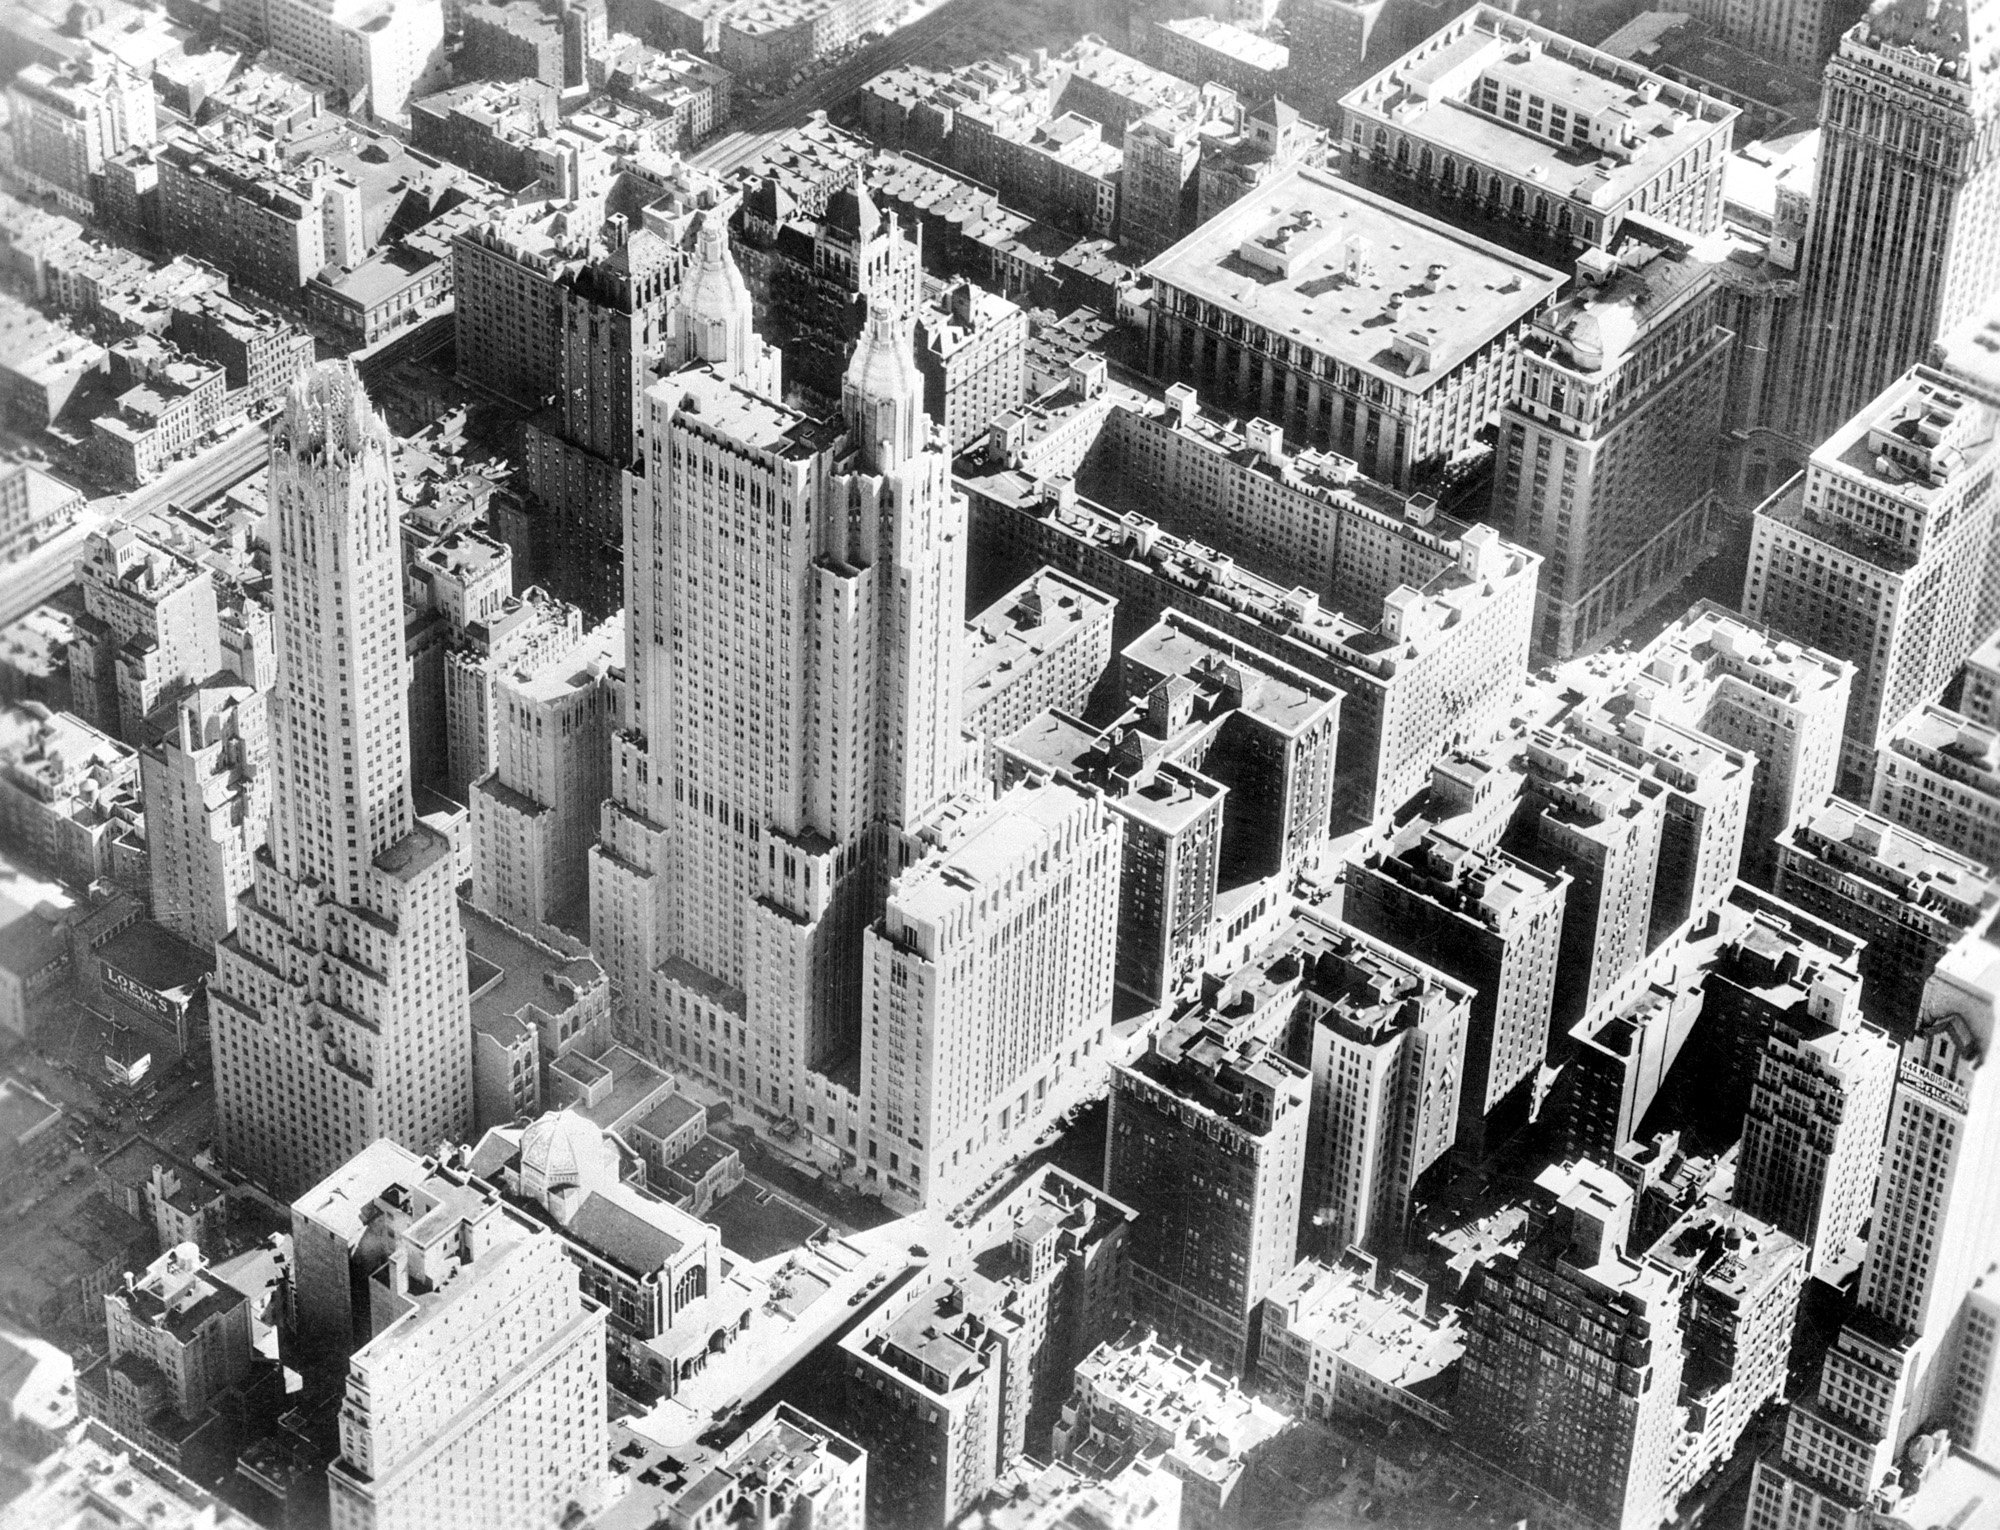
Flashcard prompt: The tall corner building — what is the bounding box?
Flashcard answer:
[1743,365,2000,792]
[1746,918,2000,1528]
[208,363,472,1199]
[308,1145,610,1530]
[1785,1,2000,450]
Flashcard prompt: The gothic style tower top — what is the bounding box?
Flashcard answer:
[842,305,926,474]
[674,214,758,374]
[267,360,412,907]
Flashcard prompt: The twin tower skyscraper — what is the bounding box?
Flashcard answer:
[213,206,1111,1212]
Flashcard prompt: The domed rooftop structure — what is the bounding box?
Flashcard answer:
[518,1109,612,1199]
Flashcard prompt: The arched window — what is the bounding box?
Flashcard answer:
[1440,156,1457,189]
[1557,205,1573,232]
[1534,194,1550,223]
[1374,127,1390,156]
[1487,174,1504,203]
[1394,136,1410,169]
[1510,184,1526,214]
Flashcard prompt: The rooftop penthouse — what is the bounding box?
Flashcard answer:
[1057,1334,1289,1491]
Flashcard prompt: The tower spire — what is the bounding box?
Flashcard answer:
[842,303,926,473]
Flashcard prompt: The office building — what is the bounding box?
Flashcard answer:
[1745,368,2000,789]
[1647,1203,1806,1497]
[140,678,269,953]
[1255,1252,1464,1430]
[1872,702,2000,871]
[1630,602,1854,884]
[834,1170,1133,1529]
[76,1242,253,1469]
[221,0,447,120]
[470,612,622,943]
[315,1148,609,1530]
[1107,1015,1311,1376]
[1051,1336,1289,1530]
[1114,614,1340,884]
[966,468,1540,824]
[1268,915,1468,1255]
[1775,794,2000,1036]
[912,277,1028,455]
[1504,730,1668,1039]
[8,50,157,213]
[1339,5,1738,248]
[1782,4,2000,450]
[1682,0,1843,72]
[1734,970,1895,1277]
[1555,965,1706,1164]
[1090,387,1478,619]
[1345,825,1565,1158]
[71,523,221,748]
[1454,1160,1687,1530]
[962,570,1115,744]
[997,709,1225,1007]
[440,587,584,798]
[1564,687,1753,945]
[1493,226,1733,656]
[859,781,1121,1213]
[1957,624,2000,729]
[208,364,472,1198]
[1746,921,2000,1526]
[1141,165,1564,488]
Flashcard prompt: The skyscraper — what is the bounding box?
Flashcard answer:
[1744,367,2000,790]
[1784,2,2000,450]
[1106,1015,1311,1376]
[315,1147,609,1530]
[208,363,472,1198]
[1746,919,2000,1524]
[1454,1160,1687,1530]
[593,215,987,1194]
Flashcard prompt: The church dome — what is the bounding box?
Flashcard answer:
[518,1109,608,1195]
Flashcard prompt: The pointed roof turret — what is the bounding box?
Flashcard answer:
[674,211,757,374]
[824,180,882,242]
[843,303,926,473]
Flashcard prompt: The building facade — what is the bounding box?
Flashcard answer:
[208,364,473,1197]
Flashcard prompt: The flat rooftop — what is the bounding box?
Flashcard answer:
[963,569,1114,708]
[1142,166,1562,392]
[650,365,834,459]
[1341,6,1737,213]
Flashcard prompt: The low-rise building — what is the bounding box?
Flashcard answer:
[0,701,143,885]
[1256,1252,1463,1429]
[1052,1335,1291,1530]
